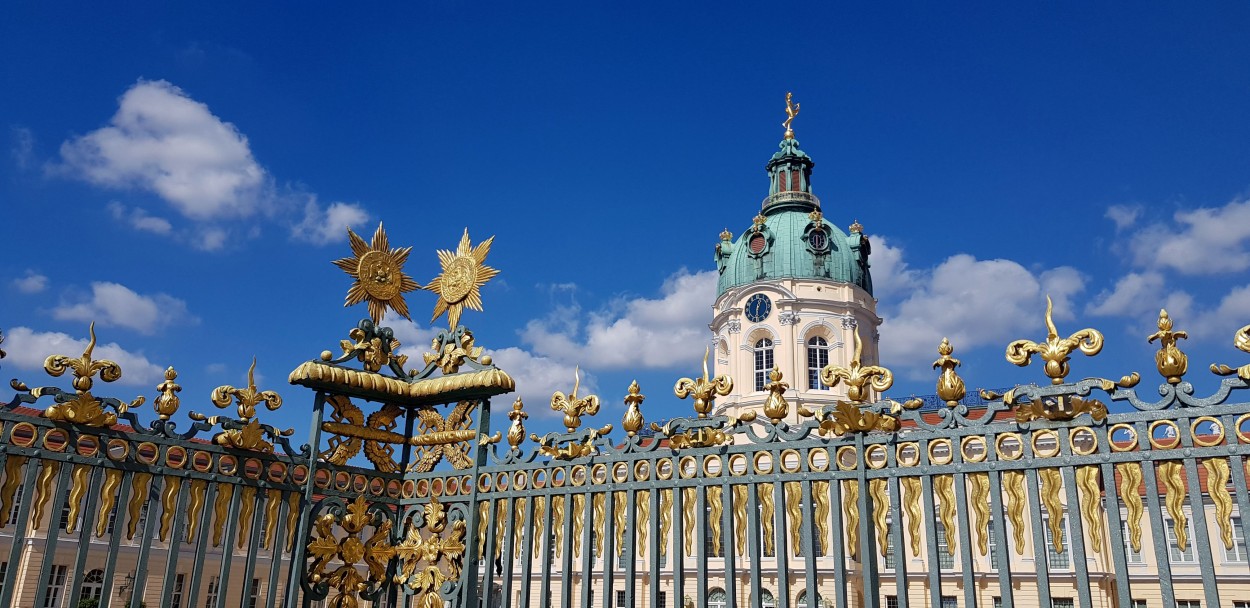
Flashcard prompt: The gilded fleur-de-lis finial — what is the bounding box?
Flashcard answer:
[211,357,283,421]
[1148,309,1189,385]
[761,367,791,424]
[820,327,894,403]
[153,367,182,420]
[674,346,734,418]
[1006,296,1104,385]
[622,381,646,437]
[933,338,966,406]
[551,366,601,432]
[42,323,137,427]
[782,91,800,138]
[506,397,528,448]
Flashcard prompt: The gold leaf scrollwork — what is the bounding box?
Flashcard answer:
[934,475,957,556]
[759,484,775,557]
[969,473,991,556]
[159,475,182,543]
[263,489,282,550]
[814,401,900,437]
[842,479,860,559]
[552,367,601,432]
[1211,324,1250,380]
[813,481,830,557]
[1204,458,1234,550]
[42,323,137,427]
[902,477,923,557]
[237,486,257,549]
[394,497,466,608]
[1159,461,1188,551]
[659,490,673,558]
[476,502,490,558]
[933,338,967,406]
[1148,309,1189,384]
[422,328,487,375]
[1039,468,1064,553]
[515,498,528,559]
[0,456,26,530]
[496,500,509,561]
[1016,395,1108,424]
[869,479,889,558]
[1076,466,1103,554]
[820,327,893,404]
[572,495,585,558]
[192,358,289,452]
[306,496,396,608]
[96,468,122,538]
[186,479,207,544]
[674,347,734,418]
[1002,470,1027,554]
[212,484,233,547]
[552,496,566,558]
[785,482,801,556]
[1006,296,1104,385]
[127,472,152,540]
[1116,462,1144,553]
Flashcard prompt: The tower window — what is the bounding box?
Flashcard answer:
[754,338,774,391]
[807,337,830,390]
[808,229,827,251]
[749,233,767,254]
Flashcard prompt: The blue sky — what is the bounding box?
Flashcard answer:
[3,3,1250,440]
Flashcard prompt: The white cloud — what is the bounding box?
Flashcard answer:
[292,199,370,245]
[1085,271,1193,320]
[869,236,917,302]
[1105,204,1141,231]
[57,80,268,221]
[878,253,1085,373]
[1129,198,1250,275]
[12,270,48,294]
[2,326,165,386]
[520,269,716,370]
[195,227,229,251]
[1186,284,1250,339]
[52,282,195,335]
[107,201,173,235]
[486,347,599,419]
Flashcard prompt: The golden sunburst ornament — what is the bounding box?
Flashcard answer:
[426,229,499,330]
[333,223,421,323]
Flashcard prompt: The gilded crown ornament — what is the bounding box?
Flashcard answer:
[622,380,646,437]
[41,323,140,427]
[808,210,823,225]
[674,347,734,418]
[719,228,733,241]
[1006,296,1104,385]
[1148,309,1189,384]
[752,214,767,232]
[782,91,800,138]
[933,338,967,406]
[849,219,863,234]
[333,223,421,323]
[820,327,893,404]
[426,229,500,331]
[551,367,601,432]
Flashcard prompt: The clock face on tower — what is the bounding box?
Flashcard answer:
[745,293,772,322]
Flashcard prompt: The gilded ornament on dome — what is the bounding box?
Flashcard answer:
[426,229,500,331]
[333,223,421,323]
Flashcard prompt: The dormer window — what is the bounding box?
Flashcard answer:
[808,229,827,252]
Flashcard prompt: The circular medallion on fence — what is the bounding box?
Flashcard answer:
[896,443,920,467]
[960,436,988,463]
[807,448,829,472]
[1191,416,1225,447]
[76,435,100,458]
[1069,427,1099,455]
[995,433,1024,461]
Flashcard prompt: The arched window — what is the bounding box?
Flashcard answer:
[761,590,776,608]
[796,589,824,608]
[753,338,774,391]
[807,336,830,390]
[82,569,104,601]
[707,588,727,608]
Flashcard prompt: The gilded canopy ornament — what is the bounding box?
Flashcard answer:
[333,222,421,324]
[1148,308,1189,384]
[426,229,500,331]
[1006,296,1103,385]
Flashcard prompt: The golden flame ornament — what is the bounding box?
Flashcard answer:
[333,223,421,323]
[426,229,500,331]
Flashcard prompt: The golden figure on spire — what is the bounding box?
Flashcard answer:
[782,92,800,139]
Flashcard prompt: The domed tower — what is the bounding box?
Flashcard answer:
[710,94,881,422]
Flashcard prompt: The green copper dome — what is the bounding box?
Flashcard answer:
[714,136,873,297]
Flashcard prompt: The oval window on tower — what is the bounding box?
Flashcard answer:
[749,233,767,254]
[808,229,828,252]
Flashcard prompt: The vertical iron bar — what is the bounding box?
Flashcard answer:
[538,490,555,608]
[651,487,663,608]
[559,493,574,608]
[1228,452,1250,576]
[827,474,844,608]
[1058,463,1094,608]
[239,486,267,608]
[462,397,494,608]
[746,481,762,608]
[986,468,1014,608]
[31,461,72,608]
[265,492,291,608]
[284,391,327,605]
[66,467,105,608]
[1139,430,1176,607]
[920,471,942,608]
[518,489,537,608]
[580,491,595,608]
[185,482,219,608]
[97,470,135,608]
[485,497,502,608]
[158,478,192,608]
[695,485,706,608]
[669,483,681,608]
[0,453,35,608]
[1181,452,1221,608]
[501,493,518,608]
[625,489,638,608]
[953,471,976,608]
[887,475,909,608]
[1098,456,1133,608]
[800,481,817,608]
[1024,468,1053,608]
[857,435,878,608]
[130,474,163,608]
[212,482,245,608]
[773,478,789,608]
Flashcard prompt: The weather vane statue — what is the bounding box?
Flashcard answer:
[783,91,800,139]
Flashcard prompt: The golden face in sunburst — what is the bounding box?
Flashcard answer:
[333,223,421,323]
[426,229,499,330]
